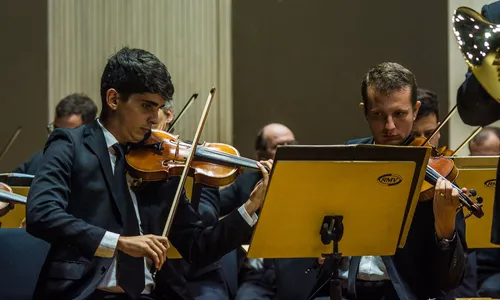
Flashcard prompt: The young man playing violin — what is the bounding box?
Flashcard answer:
[343,62,468,299]
[286,62,468,300]
[26,47,272,300]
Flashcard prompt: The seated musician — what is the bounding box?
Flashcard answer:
[342,62,467,299]
[153,99,233,299]
[280,62,467,300]
[411,88,440,147]
[156,101,174,132]
[1,93,98,221]
[219,123,297,300]
[14,92,97,175]
[467,127,500,297]
[344,62,467,299]
[412,87,478,298]
[25,46,272,300]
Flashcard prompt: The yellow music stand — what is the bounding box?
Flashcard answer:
[453,156,500,249]
[246,144,430,299]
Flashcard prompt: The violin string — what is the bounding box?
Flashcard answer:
[196,147,259,168]
[195,147,258,169]
[426,165,472,207]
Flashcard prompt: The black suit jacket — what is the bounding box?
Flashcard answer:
[275,137,467,300]
[166,186,232,298]
[345,137,467,299]
[220,170,262,217]
[13,150,43,175]
[26,120,253,300]
[456,0,500,245]
[476,248,500,297]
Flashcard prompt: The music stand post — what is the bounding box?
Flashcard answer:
[246,144,431,300]
[319,216,344,300]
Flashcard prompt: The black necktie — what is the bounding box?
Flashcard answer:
[112,143,145,298]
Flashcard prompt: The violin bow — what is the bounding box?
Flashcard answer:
[162,87,216,237]
[0,189,26,205]
[0,126,22,164]
[423,105,457,146]
[167,93,199,133]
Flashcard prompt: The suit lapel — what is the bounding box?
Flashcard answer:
[83,120,124,224]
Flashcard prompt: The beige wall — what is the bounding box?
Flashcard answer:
[48,0,233,144]
[4,1,498,172]
[448,0,500,155]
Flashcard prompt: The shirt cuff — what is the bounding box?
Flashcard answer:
[94,231,120,258]
[238,205,258,227]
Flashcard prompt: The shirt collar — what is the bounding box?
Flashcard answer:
[97,119,119,148]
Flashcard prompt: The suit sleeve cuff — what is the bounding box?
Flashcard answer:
[238,205,258,227]
[94,231,120,258]
[435,231,457,250]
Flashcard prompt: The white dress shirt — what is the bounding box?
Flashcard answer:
[339,256,389,281]
[94,119,259,293]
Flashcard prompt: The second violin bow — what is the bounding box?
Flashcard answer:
[168,93,199,133]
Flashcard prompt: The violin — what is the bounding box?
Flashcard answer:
[437,146,455,157]
[406,136,484,218]
[125,129,264,187]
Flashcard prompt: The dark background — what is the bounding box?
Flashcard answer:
[232,0,449,158]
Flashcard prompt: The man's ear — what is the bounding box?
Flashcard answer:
[359,102,367,119]
[106,89,120,112]
[412,101,422,121]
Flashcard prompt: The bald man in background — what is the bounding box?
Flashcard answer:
[469,127,500,156]
[219,123,297,300]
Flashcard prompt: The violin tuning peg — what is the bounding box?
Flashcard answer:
[469,189,477,197]
[476,196,483,204]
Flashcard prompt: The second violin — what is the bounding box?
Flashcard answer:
[406,136,484,218]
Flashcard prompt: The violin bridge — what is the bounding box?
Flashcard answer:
[175,140,180,159]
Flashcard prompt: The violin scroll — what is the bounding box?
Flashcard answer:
[459,189,484,219]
